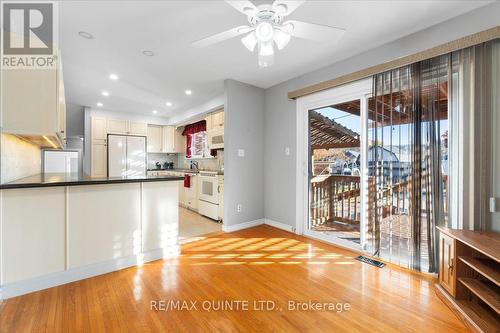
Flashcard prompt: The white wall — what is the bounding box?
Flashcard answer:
[224,79,265,226]
[66,103,85,137]
[263,2,500,228]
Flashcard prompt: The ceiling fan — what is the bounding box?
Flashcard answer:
[192,0,345,67]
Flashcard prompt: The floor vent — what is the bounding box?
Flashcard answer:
[356,256,385,268]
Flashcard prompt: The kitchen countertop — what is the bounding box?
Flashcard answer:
[147,168,224,175]
[0,173,184,190]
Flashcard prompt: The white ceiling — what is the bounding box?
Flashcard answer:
[60,0,491,119]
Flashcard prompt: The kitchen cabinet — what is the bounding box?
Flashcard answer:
[147,125,163,153]
[1,50,66,148]
[206,108,224,131]
[162,126,185,153]
[129,121,148,136]
[184,174,198,210]
[92,117,107,142]
[107,119,147,135]
[91,116,108,177]
[148,125,185,153]
[91,142,107,177]
[107,119,129,134]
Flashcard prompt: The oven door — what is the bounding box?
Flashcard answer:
[199,174,219,204]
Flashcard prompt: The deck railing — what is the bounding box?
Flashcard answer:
[310,175,363,228]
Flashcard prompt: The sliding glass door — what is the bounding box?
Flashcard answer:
[304,80,371,251]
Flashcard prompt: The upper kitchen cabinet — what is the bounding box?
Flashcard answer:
[147,125,162,153]
[107,119,147,136]
[1,51,66,148]
[206,108,224,131]
[129,121,148,136]
[162,126,185,154]
[147,125,184,153]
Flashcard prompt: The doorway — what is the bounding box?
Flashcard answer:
[297,78,371,251]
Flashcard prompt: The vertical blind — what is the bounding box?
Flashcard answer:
[369,55,449,273]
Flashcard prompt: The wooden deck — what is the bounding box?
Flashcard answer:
[0,225,466,332]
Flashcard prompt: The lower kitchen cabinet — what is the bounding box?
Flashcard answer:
[185,174,198,210]
[91,142,107,177]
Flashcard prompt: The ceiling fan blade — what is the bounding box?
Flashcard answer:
[283,20,345,43]
[192,26,253,48]
[273,0,305,16]
[225,0,258,17]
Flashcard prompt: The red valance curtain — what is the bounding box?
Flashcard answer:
[182,120,206,157]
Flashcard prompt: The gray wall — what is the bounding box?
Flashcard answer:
[263,2,500,227]
[224,79,265,226]
[66,103,85,137]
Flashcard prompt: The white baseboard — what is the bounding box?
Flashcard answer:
[0,247,178,300]
[222,219,264,232]
[264,219,295,233]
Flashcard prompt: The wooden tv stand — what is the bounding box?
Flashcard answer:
[435,226,500,333]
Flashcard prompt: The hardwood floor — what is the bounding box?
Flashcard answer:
[0,225,466,332]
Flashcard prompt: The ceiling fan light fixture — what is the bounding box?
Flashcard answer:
[273,29,291,50]
[255,22,274,42]
[258,41,274,68]
[258,53,274,68]
[241,31,258,52]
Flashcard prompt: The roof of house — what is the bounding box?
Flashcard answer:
[309,111,360,150]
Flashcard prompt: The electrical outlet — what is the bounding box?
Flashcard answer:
[237,204,242,213]
[238,149,245,157]
[285,147,290,156]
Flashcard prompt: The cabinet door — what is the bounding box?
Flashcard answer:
[2,67,58,135]
[173,127,185,153]
[162,126,175,153]
[205,114,213,131]
[107,119,128,134]
[92,117,107,142]
[129,121,147,136]
[147,125,162,153]
[439,233,455,296]
[91,142,107,177]
[57,60,66,140]
[213,110,224,129]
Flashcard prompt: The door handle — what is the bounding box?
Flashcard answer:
[217,185,220,193]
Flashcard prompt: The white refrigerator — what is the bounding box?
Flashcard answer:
[107,135,146,177]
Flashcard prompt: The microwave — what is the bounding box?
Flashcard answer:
[208,128,224,149]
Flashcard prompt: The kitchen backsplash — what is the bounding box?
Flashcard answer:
[1,133,41,183]
[147,153,177,170]
[177,150,224,171]
[147,150,224,171]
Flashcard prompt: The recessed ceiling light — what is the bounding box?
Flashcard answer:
[78,31,94,39]
[96,102,103,107]
[166,102,172,107]
[185,90,192,95]
[101,91,110,97]
[142,50,154,57]
[109,74,119,80]
[152,110,158,114]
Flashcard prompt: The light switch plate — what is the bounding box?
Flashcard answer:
[238,149,245,157]
[490,197,500,213]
